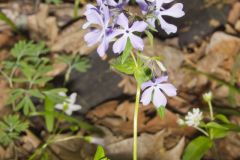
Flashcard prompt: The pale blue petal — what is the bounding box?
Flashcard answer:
[160,3,185,18]
[141,80,154,90]
[84,29,102,46]
[113,35,128,53]
[116,13,129,29]
[157,83,177,96]
[129,34,144,51]
[153,87,167,108]
[130,21,148,32]
[158,16,177,34]
[141,86,154,106]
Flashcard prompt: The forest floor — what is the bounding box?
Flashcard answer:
[0,0,240,160]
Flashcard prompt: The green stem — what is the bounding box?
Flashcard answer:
[73,0,80,18]
[208,101,214,121]
[64,66,72,84]
[133,84,141,160]
[131,51,138,67]
[195,126,209,137]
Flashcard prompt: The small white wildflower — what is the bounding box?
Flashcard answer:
[55,92,82,116]
[84,136,105,145]
[185,108,203,127]
[177,118,185,126]
[90,137,105,145]
[203,91,212,103]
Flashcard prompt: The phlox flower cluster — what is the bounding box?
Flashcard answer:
[83,0,185,57]
[83,0,184,109]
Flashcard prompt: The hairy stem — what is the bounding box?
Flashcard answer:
[133,84,141,160]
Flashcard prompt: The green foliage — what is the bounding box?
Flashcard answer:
[57,54,90,82]
[157,106,165,118]
[111,56,136,75]
[145,30,154,47]
[0,115,28,146]
[121,39,132,64]
[45,0,62,4]
[134,66,151,85]
[44,96,55,132]
[94,145,109,160]
[182,136,213,160]
[0,11,17,31]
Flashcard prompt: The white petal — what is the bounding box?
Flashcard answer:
[141,80,154,90]
[65,109,73,116]
[155,76,168,84]
[157,83,177,96]
[116,13,129,29]
[109,29,124,39]
[113,35,128,54]
[58,92,66,97]
[140,87,154,106]
[129,34,144,51]
[130,21,148,32]
[160,3,185,18]
[158,16,177,34]
[84,30,102,46]
[153,87,167,108]
[69,104,82,111]
[97,38,109,57]
[85,10,103,26]
[55,104,64,110]
[107,0,117,6]
[69,93,77,104]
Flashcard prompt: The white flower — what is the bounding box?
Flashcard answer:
[203,91,212,102]
[177,118,185,126]
[55,92,82,116]
[84,136,105,145]
[90,137,105,145]
[185,108,203,127]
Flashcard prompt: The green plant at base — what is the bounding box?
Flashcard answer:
[0,115,28,146]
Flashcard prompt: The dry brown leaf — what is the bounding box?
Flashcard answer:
[87,101,119,120]
[118,75,137,95]
[50,19,96,55]
[105,129,185,160]
[228,2,240,25]
[27,4,59,44]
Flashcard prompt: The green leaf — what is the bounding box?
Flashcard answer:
[0,115,28,146]
[111,56,136,75]
[44,96,55,132]
[94,145,108,160]
[15,96,36,115]
[183,136,213,160]
[206,122,228,130]
[42,88,67,103]
[28,89,45,99]
[45,0,62,4]
[210,128,229,139]
[73,57,91,72]
[157,106,165,118]
[0,11,17,31]
[34,77,53,85]
[121,39,132,64]
[221,123,240,132]
[215,114,230,124]
[134,67,151,85]
[10,41,47,58]
[145,30,154,46]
